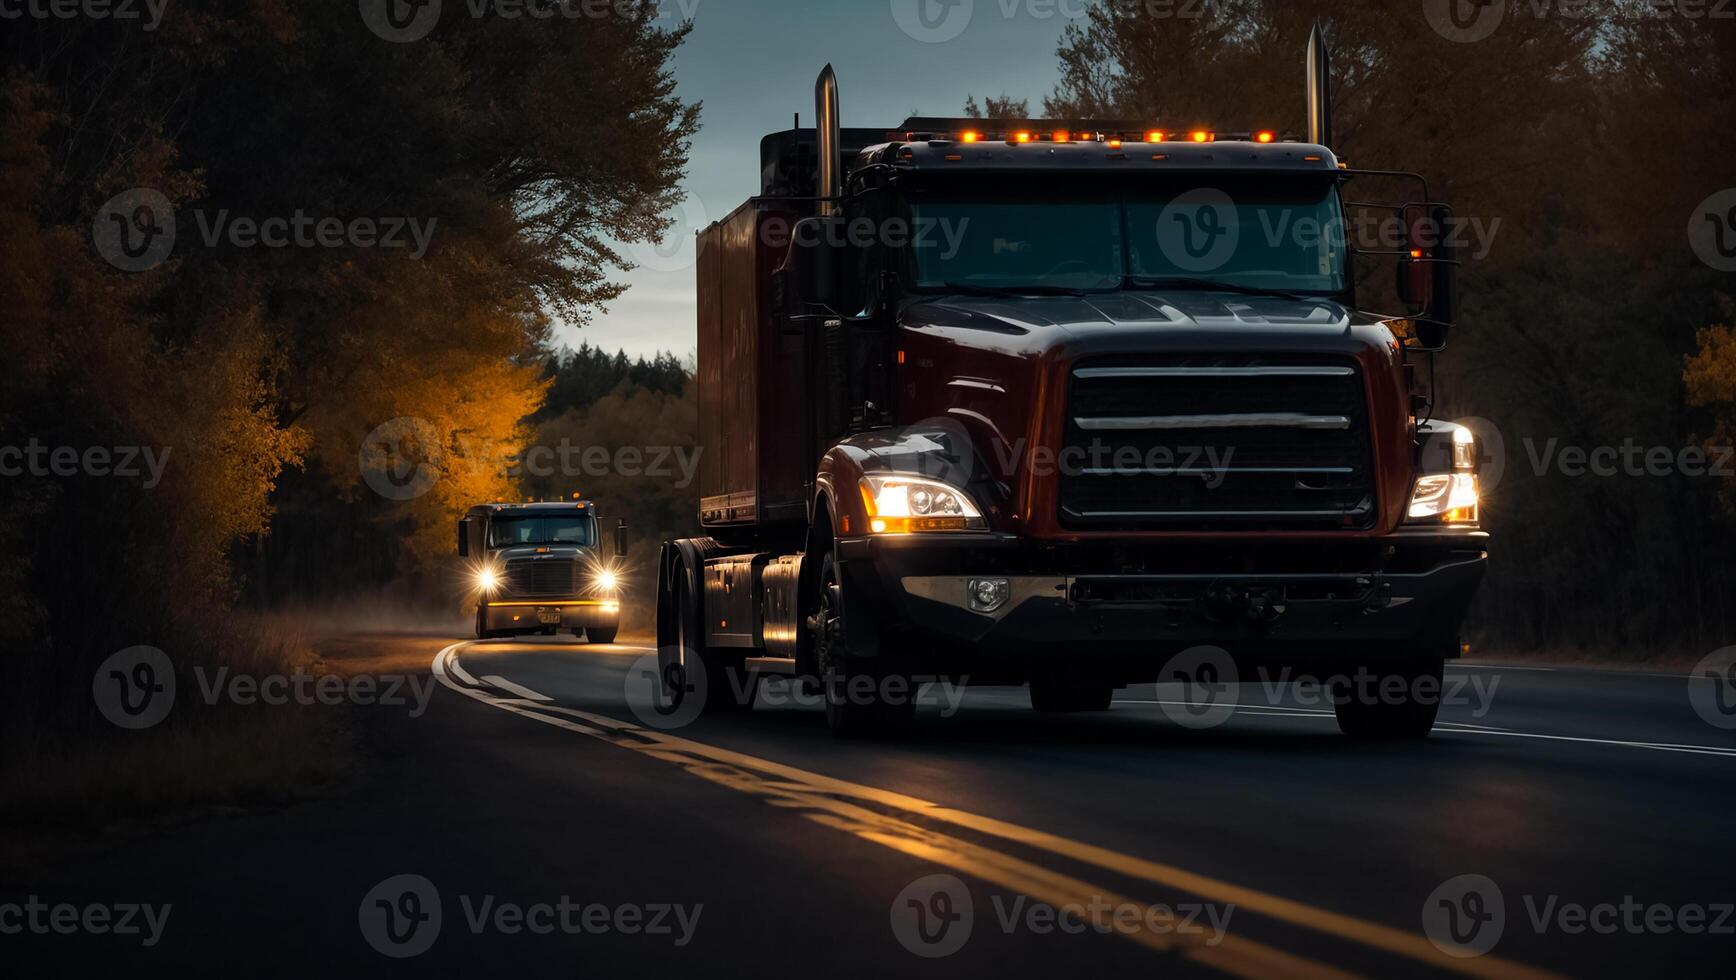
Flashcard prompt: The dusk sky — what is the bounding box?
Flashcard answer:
[558,0,1077,358]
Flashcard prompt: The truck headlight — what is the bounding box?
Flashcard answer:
[1408,427,1479,524]
[859,476,986,533]
[596,569,619,593]
[475,566,500,593]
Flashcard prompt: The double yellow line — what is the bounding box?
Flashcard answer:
[434,643,1561,980]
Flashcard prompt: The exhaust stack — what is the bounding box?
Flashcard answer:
[1305,23,1333,150]
[815,65,841,217]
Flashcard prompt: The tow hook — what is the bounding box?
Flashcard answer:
[1362,579,1394,612]
[1198,585,1287,626]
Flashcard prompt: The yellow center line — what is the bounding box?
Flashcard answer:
[434,642,1564,980]
[644,748,1359,980]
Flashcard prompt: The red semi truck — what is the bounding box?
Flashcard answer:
[657,28,1488,737]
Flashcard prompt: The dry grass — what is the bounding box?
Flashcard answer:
[0,612,383,875]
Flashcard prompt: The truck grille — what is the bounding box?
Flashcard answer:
[502,557,580,599]
[1059,355,1375,531]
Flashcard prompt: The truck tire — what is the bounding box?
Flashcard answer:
[1029,678,1114,713]
[1332,658,1444,739]
[664,551,755,713]
[810,551,914,738]
[585,624,619,645]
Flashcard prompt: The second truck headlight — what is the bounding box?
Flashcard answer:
[860,476,986,533]
[475,566,499,593]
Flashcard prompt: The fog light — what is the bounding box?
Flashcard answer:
[968,577,1012,613]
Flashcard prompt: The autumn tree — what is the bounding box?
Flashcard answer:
[0,3,699,746]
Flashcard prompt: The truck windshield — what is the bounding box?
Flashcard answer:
[488,515,595,548]
[908,179,1346,295]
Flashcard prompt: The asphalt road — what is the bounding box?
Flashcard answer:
[9,634,1734,978]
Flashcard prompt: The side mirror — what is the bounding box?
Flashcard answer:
[457,517,472,557]
[787,216,843,310]
[1396,255,1431,308]
[1396,204,1433,310]
[1397,204,1457,350]
[615,519,628,559]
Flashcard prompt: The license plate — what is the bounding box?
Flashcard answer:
[536,607,562,625]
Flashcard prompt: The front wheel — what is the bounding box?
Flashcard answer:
[810,551,914,738]
[1332,658,1444,739]
[585,623,619,645]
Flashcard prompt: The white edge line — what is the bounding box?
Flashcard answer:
[1441,728,1736,757]
[444,645,481,687]
[482,674,554,702]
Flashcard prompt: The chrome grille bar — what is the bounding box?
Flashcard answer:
[1075,414,1351,431]
[1063,506,1373,519]
[1079,466,1356,477]
[1073,366,1355,379]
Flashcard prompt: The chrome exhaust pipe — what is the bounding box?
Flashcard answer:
[1306,23,1332,150]
[815,64,840,217]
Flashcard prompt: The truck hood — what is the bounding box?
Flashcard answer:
[490,544,596,561]
[900,290,1383,344]
[893,290,1413,537]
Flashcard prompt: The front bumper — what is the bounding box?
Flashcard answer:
[835,530,1487,672]
[481,599,621,633]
